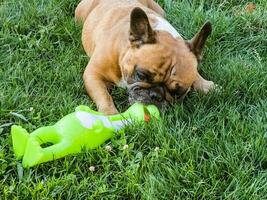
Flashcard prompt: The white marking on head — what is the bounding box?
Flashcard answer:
[152,16,182,39]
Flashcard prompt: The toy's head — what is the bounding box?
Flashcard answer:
[124,103,160,122]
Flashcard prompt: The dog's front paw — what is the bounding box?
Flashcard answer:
[203,82,223,93]
[99,107,119,115]
[194,80,215,94]
[202,80,215,93]
[194,80,222,94]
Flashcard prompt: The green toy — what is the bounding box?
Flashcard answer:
[11,103,160,168]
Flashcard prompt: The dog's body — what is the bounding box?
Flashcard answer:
[75,0,215,114]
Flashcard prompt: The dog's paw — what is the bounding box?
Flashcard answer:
[99,107,119,115]
[194,80,222,94]
[199,80,215,94]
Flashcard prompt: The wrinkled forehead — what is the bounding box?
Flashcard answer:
[132,33,195,62]
[133,43,172,61]
[131,44,174,73]
[132,42,197,78]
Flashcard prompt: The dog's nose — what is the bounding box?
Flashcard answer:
[149,90,163,102]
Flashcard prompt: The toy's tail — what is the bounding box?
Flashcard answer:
[11,125,29,159]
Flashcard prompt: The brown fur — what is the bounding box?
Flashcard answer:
[75,0,215,114]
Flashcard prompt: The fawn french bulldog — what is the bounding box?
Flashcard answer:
[75,0,216,115]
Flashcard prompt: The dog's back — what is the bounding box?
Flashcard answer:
[75,0,161,57]
[75,0,164,22]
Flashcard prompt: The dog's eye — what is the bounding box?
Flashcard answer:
[135,70,150,82]
[136,71,147,81]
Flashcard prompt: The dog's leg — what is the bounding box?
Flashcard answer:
[75,0,99,22]
[83,63,118,115]
[193,73,215,94]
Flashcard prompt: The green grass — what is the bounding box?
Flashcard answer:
[1,0,267,199]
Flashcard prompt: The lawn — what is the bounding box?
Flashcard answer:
[0,0,267,199]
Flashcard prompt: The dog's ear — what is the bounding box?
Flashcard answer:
[187,21,212,61]
[129,7,156,48]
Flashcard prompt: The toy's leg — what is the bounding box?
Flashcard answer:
[30,126,61,145]
[41,141,80,163]
[22,140,72,168]
[11,125,30,159]
[22,126,64,167]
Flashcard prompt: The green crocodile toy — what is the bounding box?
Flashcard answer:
[11,103,160,167]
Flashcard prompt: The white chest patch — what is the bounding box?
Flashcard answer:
[76,111,130,131]
[153,16,182,39]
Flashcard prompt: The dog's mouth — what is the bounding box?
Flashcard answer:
[127,82,191,109]
[128,84,169,110]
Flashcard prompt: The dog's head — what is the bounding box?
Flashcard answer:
[121,8,212,109]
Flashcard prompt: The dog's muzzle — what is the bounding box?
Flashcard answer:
[128,83,169,110]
